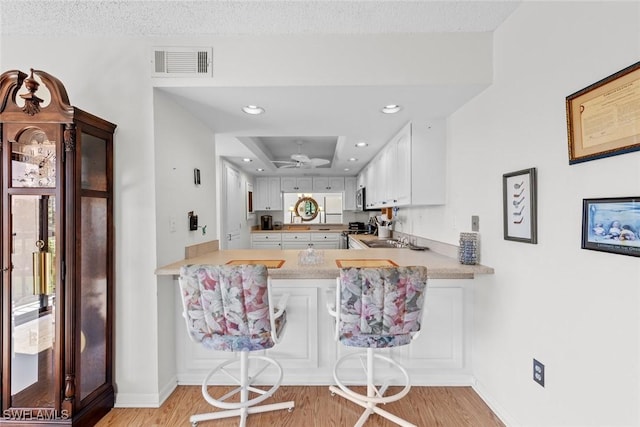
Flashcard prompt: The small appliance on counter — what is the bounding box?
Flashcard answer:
[261,215,273,230]
[348,222,366,232]
[273,221,283,230]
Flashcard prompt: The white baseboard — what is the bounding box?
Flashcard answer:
[472,379,518,427]
[114,376,178,408]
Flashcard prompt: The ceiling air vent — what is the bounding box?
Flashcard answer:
[152,47,212,77]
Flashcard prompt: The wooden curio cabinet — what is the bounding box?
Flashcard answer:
[0,69,116,425]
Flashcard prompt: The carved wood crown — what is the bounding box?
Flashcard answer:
[0,68,74,120]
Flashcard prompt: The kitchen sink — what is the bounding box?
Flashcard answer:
[363,239,405,249]
[363,239,429,250]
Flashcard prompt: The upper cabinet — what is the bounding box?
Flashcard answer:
[358,121,445,208]
[343,177,357,211]
[254,177,282,210]
[281,176,312,192]
[312,177,344,192]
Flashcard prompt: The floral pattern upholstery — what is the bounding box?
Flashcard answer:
[338,266,427,348]
[179,264,285,352]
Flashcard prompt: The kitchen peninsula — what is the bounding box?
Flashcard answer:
[156,237,493,386]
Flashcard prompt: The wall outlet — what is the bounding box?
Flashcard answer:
[533,358,545,387]
[471,215,479,231]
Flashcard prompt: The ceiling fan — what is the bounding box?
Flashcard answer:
[272,141,331,169]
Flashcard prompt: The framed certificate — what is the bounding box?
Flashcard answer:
[566,61,640,164]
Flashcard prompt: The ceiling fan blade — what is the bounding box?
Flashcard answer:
[291,153,311,163]
[278,164,298,168]
[272,160,296,164]
[309,158,330,166]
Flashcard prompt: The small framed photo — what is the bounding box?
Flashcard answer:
[581,197,640,257]
[503,168,537,244]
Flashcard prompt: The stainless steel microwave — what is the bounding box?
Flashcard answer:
[355,187,366,211]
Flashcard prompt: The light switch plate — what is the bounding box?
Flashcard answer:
[471,215,479,232]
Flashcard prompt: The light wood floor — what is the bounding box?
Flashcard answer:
[96,385,504,426]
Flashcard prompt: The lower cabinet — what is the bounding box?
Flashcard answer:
[251,232,282,249]
[251,232,341,249]
[281,232,311,250]
[268,279,472,385]
[175,278,471,386]
[310,232,340,249]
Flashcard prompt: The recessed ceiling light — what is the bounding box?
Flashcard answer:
[355,142,368,148]
[348,157,358,162]
[242,105,265,115]
[381,104,402,114]
[242,158,252,163]
[256,168,264,172]
[344,168,350,171]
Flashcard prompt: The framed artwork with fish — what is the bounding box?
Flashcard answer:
[503,168,537,244]
[581,197,640,257]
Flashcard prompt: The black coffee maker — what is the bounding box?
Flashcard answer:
[261,215,273,230]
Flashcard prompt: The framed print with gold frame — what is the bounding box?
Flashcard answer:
[566,61,640,164]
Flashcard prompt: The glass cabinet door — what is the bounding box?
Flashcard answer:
[5,124,59,413]
[10,195,57,409]
[78,131,110,402]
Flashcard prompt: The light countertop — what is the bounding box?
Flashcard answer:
[252,227,347,233]
[155,242,494,280]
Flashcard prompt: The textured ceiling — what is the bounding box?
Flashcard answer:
[0,0,522,176]
[0,1,521,36]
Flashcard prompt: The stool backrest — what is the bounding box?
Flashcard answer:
[338,266,427,347]
[179,264,276,351]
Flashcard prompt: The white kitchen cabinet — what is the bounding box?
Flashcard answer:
[410,120,446,205]
[343,177,357,210]
[310,232,340,249]
[251,232,282,249]
[362,121,444,208]
[281,232,311,249]
[394,124,412,206]
[366,156,381,208]
[281,176,313,192]
[347,236,367,250]
[254,177,282,210]
[267,287,319,370]
[312,177,345,192]
[356,167,367,190]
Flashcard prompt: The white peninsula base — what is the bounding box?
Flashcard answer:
[174,277,473,387]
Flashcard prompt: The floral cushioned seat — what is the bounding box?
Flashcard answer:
[179,263,286,352]
[178,263,295,425]
[338,266,427,348]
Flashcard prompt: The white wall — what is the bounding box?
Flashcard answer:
[154,90,217,267]
[403,3,640,426]
[153,90,217,401]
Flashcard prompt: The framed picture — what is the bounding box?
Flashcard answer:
[503,168,537,244]
[581,197,640,257]
[566,61,640,164]
[246,182,255,219]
